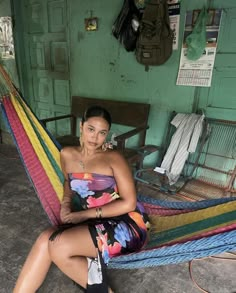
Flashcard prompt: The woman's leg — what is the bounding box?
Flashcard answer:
[14,225,114,292]
[48,225,97,289]
[13,227,55,293]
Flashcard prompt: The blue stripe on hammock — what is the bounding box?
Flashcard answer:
[138,194,236,210]
[108,230,236,268]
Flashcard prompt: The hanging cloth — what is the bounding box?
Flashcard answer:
[186,7,208,61]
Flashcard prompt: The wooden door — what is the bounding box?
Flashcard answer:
[198,7,236,121]
[196,7,236,193]
[16,0,71,136]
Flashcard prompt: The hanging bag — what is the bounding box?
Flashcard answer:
[135,0,173,67]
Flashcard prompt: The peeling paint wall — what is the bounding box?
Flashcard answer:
[2,0,236,166]
[68,0,236,165]
[68,0,199,164]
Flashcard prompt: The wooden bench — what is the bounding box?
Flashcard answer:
[41,96,158,170]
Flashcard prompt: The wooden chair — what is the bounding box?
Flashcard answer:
[41,96,159,170]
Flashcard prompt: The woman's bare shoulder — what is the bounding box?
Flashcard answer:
[105,149,128,166]
[60,146,79,158]
[105,149,123,158]
[105,150,134,184]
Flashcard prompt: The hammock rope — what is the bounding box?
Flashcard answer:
[109,230,236,268]
[1,65,236,268]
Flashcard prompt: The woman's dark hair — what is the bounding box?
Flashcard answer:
[82,105,112,129]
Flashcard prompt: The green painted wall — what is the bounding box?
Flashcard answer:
[69,0,195,153]
[1,0,236,167]
[67,0,216,164]
[67,0,236,165]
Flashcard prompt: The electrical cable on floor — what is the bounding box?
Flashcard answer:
[189,252,236,293]
[189,260,209,293]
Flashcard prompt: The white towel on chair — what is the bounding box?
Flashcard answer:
[160,113,204,185]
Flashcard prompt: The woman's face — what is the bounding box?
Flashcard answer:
[80,116,110,149]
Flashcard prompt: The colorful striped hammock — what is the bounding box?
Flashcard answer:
[0,68,236,269]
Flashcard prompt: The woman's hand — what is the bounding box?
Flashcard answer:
[60,205,71,223]
[62,211,88,224]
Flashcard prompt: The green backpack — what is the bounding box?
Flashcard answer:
[136,0,173,68]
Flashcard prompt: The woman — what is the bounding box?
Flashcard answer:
[13,105,150,293]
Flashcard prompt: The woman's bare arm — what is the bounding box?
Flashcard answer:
[62,150,137,224]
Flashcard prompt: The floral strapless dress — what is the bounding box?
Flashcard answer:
[52,173,150,293]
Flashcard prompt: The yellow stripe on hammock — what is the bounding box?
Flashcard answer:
[152,220,235,246]
[150,200,236,233]
[10,93,64,201]
[148,201,236,245]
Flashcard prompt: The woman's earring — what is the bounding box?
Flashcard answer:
[102,142,107,152]
[101,141,113,151]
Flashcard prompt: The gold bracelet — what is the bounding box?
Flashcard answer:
[96,208,99,219]
[98,207,102,218]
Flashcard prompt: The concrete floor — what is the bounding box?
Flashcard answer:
[0,143,235,293]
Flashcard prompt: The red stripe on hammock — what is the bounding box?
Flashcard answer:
[143,202,193,216]
[3,96,61,225]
